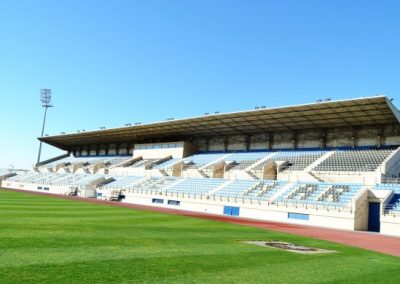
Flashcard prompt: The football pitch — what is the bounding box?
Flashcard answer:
[0,189,399,283]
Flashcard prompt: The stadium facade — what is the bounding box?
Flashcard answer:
[2,96,400,236]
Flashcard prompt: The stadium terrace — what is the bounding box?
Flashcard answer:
[2,96,400,236]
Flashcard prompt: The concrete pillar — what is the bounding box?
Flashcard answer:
[267,133,273,150]
[292,132,298,149]
[245,135,251,151]
[320,130,327,149]
[204,138,210,152]
[352,128,358,148]
[224,136,229,152]
[377,127,385,148]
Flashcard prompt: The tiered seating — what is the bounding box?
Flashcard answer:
[43,156,131,171]
[103,156,131,167]
[7,172,104,187]
[277,183,325,204]
[374,184,400,214]
[316,184,360,205]
[386,194,400,213]
[101,176,144,190]
[0,169,15,176]
[134,177,177,191]
[275,182,361,207]
[254,151,326,171]
[374,184,400,193]
[212,180,257,198]
[313,149,393,172]
[183,153,227,169]
[244,180,287,201]
[130,159,157,168]
[153,159,180,169]
[225,152,269,170]
[45,156,103,167]
[7,171,40,182]
[286,183,319,200]
[165,178,226,196]
[82,156,131,172]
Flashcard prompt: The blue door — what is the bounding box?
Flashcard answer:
[223,206,232,215]
[223,206,240,216]
[368,202,380,232]
[231,206,240,216]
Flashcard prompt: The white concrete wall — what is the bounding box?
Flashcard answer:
[1,181,73,195]
[123,191,356,231]
[380,215,400,237]
[133,142,186,159]
[3,178,400,237]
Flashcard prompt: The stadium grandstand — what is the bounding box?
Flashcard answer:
[2,95,400,237]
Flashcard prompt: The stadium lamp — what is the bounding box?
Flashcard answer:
[36,89,53,166]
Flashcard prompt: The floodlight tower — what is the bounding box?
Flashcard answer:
[36,89,53,165]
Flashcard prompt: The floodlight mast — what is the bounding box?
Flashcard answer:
[36,89,53,165]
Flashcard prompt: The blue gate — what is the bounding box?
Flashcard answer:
[231,206,240,216]
[368,202,381,232]
[223,206,240,216]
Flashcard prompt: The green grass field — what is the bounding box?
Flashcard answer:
[0,189,399,283]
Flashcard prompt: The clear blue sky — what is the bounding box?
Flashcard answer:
[0,0,399,168]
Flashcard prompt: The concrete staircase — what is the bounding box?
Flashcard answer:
[305,151,335,172]
[199,154,232,171]
[245,153,277,171]
[207,180,235,196]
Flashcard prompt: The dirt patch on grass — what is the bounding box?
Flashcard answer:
[243,240,337,254]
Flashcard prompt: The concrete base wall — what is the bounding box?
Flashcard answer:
[2,181,73,195]
[381,215,400,237]
[123,192,356,231]
[3,179,400,237]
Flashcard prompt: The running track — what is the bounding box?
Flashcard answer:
[2,188,400,257]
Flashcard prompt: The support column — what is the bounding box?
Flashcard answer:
[267,133,274,150]
[320,130,327,149]
[352,128,358,148]
[377,127,385,148]
[245,135,251,151]
[204,138,210,153]
[224,136,229,152]
[292,132,298,149]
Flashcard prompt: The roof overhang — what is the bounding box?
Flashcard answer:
[39,96,400,151]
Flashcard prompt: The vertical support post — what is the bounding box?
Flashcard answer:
[36,89,53,165]
[204,138,210,152]
[292,132,298,149]
[36,107,48,165]
[245,135,251,151]
[224,136,229,152]
[267,132,273,150]
[320,130,327,149]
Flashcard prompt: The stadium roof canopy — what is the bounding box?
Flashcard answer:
[40,96,400,151]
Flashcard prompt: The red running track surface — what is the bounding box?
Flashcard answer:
[3,188,400,257]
